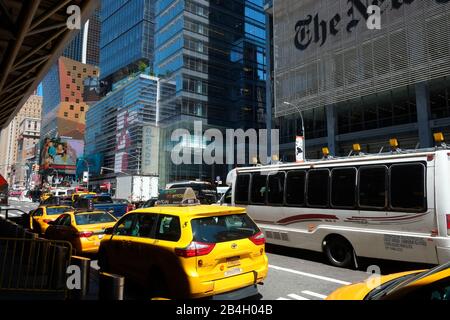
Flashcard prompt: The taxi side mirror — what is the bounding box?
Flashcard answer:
[104,227,113,235]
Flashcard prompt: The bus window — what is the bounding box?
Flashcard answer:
[286,170,306,206]
[390,163,426,211]
[267,172,285,205]
[331,168,357,209]
[250,173,267,205]
[235,174,250,204]
[307,169,329,208]
[358,166,387,209]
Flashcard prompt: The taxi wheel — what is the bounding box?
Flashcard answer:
[148,269,169,299]
[323,236,354,269]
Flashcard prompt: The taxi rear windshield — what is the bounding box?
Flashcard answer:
[191,214,259,243]
[75,213,116,225]
[47,207,73,215]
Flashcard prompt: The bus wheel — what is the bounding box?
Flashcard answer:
[323,236,354,268]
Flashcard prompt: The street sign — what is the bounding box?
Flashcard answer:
[295,136,305,163]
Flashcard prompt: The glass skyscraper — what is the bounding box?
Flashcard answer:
[154,0,267,184]
[84,72,176,192]
[100,0,156,89]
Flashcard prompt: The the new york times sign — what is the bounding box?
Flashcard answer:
[295,0,450,51]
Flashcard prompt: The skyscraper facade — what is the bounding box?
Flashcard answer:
[100,0,156,90]
[84,72,176,192]
[40,57,99,181]
[63,8,101,66]
[154,0,267,184]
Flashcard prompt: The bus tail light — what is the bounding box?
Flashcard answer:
[78,231,93,238]
[249,231,266,246]
[175,241,215,257]
[447,215,450,236]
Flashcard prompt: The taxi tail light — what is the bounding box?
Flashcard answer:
[78,231,93,238]
[249,231,265,246]
[175,241,215,258]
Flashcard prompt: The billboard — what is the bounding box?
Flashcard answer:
[273,0,450,116]
[41,137,84,174]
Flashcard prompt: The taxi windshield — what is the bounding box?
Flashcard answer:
[75,212,116,225]
[191,214,259,243]
[46,206,73,215]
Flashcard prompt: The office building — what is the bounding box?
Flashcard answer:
[40,57,99,182]
[63,8,101,66]
[99,0,156,91]
[155,0,267,185]
[0,94,42,186]
[267,0,450,160]
[84,72,176,193]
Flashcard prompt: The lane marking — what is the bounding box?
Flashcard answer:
[302,290,327,299]
[287,294,309,300]
[276,297,290,300]
[269,265,351,285]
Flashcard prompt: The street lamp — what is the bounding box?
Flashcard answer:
[284,101,306,162]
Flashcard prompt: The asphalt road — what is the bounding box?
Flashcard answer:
[3,199,435,300]
[0,199,39,217]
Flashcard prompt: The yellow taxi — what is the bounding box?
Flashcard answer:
[40,192,53,202]
[98,188,268,299]
[327,262,450,300]
[44,208,117,255]
[29,203,74,235]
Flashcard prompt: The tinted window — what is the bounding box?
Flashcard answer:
[136,214,157,238]
[250,173,267,204]
[390,163,425,211]
[267,172,285,205]
[286,171,306,206]
[307,170,329,207]
[33,208,43,216]
[359,166,387,208]
[155,215,181,242]
[331,168,356,208]
[235,174,250,204]
[46,206,72,215]
[75,212,116,225]
[191,214,259,243]
[114,214,137,236]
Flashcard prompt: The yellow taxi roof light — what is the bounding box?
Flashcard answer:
[434,132,445,144]
[390,138,399,148]
[156,187,200,206]
[352,144,361,152]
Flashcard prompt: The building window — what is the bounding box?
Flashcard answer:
[70,105,74,110]
[76,99,79,103]
[77,73,81,78]
[72,79,75,83]
[66,84,70,89]
[64,112,68,117]
[93,70,97,75]
[80,106,84,112]
[71,92,75,96]
[65,97,69,102]
[67,71,71,76]
[73,66,76,70]
[77,86,80,90]
[83,68,86,73]
[75,114,79,119]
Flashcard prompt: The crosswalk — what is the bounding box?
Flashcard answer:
[276,290,328,300]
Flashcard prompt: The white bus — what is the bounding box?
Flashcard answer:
[224,149,450,268]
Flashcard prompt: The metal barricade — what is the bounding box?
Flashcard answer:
[0,237,72,299]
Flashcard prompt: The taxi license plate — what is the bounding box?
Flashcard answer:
[226,257,241,267]
[224,268,242,277]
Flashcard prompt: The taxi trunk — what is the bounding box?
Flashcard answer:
[176,213,268,296]
[77,222,116,253]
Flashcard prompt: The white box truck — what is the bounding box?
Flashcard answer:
[115,176,159,203]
